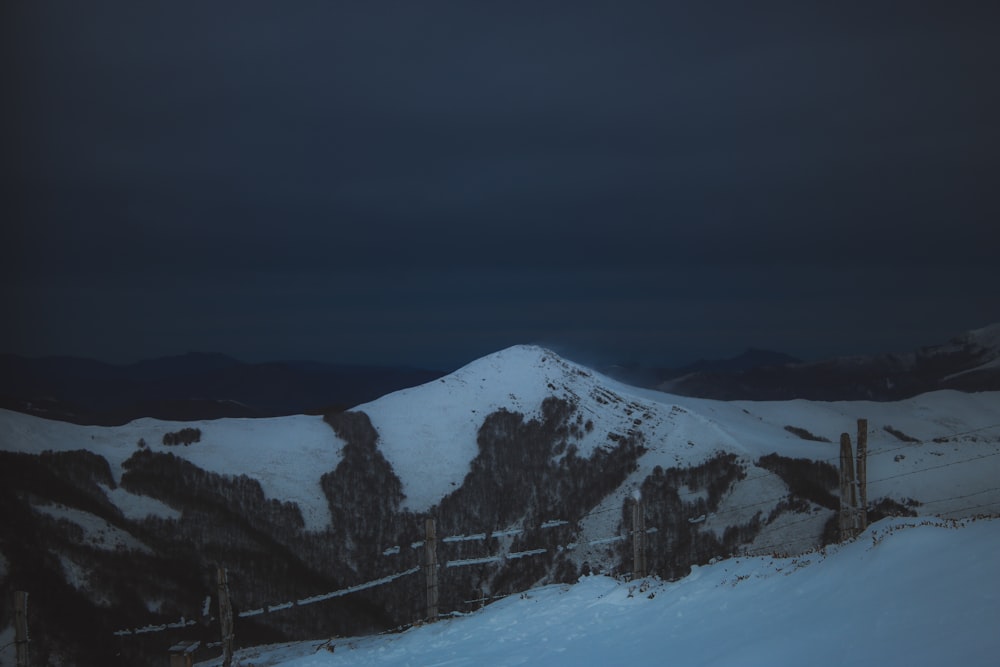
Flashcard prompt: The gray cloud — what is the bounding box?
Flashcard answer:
[4,1,999,367]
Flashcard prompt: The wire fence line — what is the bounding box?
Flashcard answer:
[867,450,1000,485]
[699,448,1000,525]
[110,421,1000,639]
[109,477,999,639]
[384,520,571,555]
[717,433,1000,491]
[108,523,640,638]
[111,568,426,637]
[669,425,1000,523]
[240,566,422,618]
[113,616,198,638]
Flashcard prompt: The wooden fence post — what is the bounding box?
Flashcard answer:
[632,498,646,579]
[217,566,234,667]
[856,418,868,532]
[14,591,29,667]
[423,518,438,622]
[168,640,200,667]
[839,433,858,540]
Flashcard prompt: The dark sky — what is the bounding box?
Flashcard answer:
[3,1,999,370]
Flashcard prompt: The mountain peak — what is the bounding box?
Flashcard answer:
[355,344,633,512]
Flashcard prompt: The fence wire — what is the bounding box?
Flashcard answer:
[111,421,1000,638]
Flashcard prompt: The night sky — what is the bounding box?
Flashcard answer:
[4,1,999,371]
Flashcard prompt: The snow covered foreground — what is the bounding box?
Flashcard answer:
[203,517,1000,667]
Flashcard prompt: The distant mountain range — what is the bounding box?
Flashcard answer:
[0,352,443,424]
[601,348,803,389]
[2,324,998,425]
[650,324,1000,401]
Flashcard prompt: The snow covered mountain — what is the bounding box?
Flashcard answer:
[2,345,999,665]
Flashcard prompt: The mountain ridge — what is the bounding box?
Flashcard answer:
[0,352,444,425]
[3,324,998,425]
[653,323,1000,400]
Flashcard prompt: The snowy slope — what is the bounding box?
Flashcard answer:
[356,345,1000,537]
[355,345,737,513]
[2,344,999,534]
[0,412,344,531]
[194,516,1000,667]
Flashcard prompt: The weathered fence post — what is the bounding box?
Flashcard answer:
[856,418,868,532]
[839,432,858,540]
[14,591,29,667]
[168,640,201,667]
[631,498,646,579]
[217,566,234,667]
[423,518,439,622]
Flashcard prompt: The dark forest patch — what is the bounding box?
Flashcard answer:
[756,453,840,510]
[783,425,832,442]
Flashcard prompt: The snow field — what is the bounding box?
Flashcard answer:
[0,412,344,531]
[200,516,1000,667]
